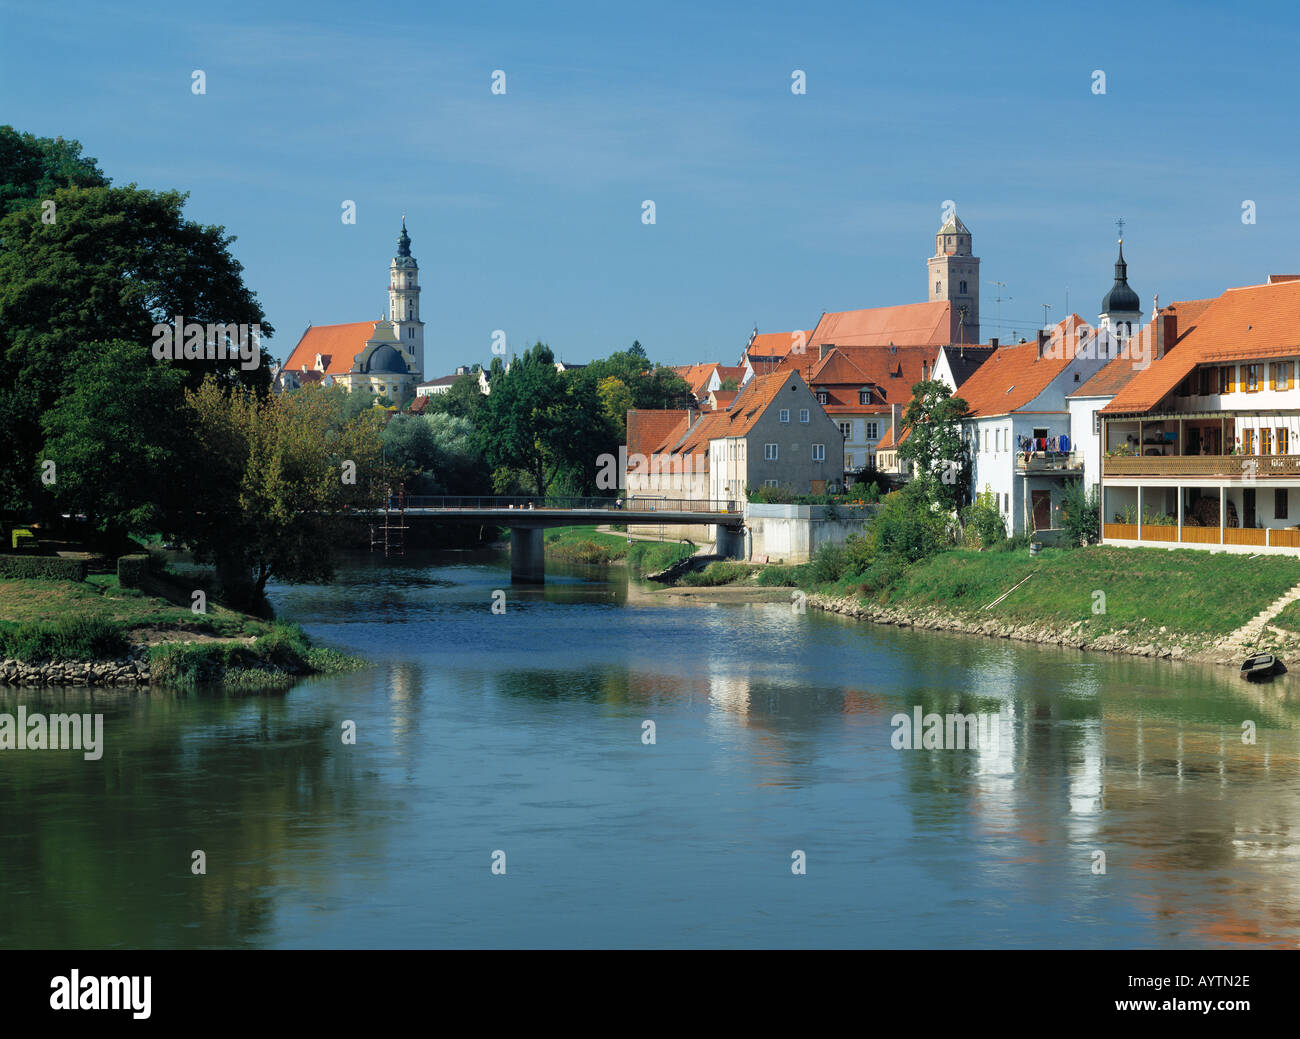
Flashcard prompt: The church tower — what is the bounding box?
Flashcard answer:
[928,212,980,345]
[389,219,425,379]
[1098,237,1142,348]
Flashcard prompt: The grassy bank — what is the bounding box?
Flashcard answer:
[815,545,1300,640]
[0,568,363,685]
[544,526,630,565]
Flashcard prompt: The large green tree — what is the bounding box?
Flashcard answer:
[898,379,971,510]
[0,174,273,516]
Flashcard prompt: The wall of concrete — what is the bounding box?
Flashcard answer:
[745,503,877,564]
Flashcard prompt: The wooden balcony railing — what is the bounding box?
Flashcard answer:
[1104,521,1300,548]
[1104,453,1300,477]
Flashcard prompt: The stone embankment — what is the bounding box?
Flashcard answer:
[1,649,151,686]
[806,593,1300,667]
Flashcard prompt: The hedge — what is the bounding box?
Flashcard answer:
[117,554,150,588]
[0,555,89,581]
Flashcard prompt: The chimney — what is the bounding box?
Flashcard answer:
[890,402,900,442]
[990,337,999,349]
[1155,309,1178,359]
[1036,329,1048,359]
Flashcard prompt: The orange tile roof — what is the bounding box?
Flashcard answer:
[1069,351,1142,398]
[670,362,724,398]
[807,300,953,351]
[627,409,692,460]
[787,345,937,407]
[744,330,815,361]
[709,390,738,409]
[957,314,1089,418]
[1103,281,1300,414]
[283,321,378,376]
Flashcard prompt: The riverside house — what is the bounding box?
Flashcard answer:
[624,370,844,506]
[1098,276,1300,552]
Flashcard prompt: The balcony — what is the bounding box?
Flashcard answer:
[1016,450,1082,474]
[1103,453,1300,478]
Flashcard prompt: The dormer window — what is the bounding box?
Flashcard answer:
[859,389,871,405]
[816,392,828,405]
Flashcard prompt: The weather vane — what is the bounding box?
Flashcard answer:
[1116,216,1125,241]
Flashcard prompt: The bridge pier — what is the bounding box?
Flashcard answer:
[510,527,545,583]
[715,524,746,560]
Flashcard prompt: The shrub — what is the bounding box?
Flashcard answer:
[1059,481,1100,545]
[961,489,1007,549]
[756,564,805,587]
[807,542,850,584]
[861,482,947,564]
[0,616,128,662]
[680,561,751,586]
[626,541,694,576]
[0,555,88,581]
[117,554,150,588]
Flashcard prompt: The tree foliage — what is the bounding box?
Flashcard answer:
[898,379,970,510]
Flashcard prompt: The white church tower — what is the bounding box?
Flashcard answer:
[389,218,425,379]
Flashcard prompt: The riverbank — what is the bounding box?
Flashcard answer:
[803,546,1300,668]
[0,571,364,688]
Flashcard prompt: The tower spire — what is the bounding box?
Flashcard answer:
[397,217,411,258]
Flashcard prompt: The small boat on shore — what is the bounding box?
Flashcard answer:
[1240,653,1285,680]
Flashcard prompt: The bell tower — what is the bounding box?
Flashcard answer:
[389,217,425,379]
[928,212,980,345]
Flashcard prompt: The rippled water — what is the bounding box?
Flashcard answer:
[3,549,1299,948]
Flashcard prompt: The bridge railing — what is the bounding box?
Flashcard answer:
[398,495,739,514]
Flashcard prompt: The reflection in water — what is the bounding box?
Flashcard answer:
[3,548,1300,948]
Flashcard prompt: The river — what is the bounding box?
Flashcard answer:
[3,548,1299,949]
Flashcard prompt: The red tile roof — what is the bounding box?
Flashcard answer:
[957,314,1089,418]
[744,330,815,361]
[807,300,953,351]
[1103,281,1300,414]
[283,321,378,376]
[708,390,738,409]
[627,409,692,460]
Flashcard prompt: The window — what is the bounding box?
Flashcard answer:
[1262,427,1273,455]
[936,281,941,293]
[859,389,872,405]
[1244,429,1256,454]
[1247,364,1262,392]
[1093,410,1101,435]
[1278,489,1289,520]
[812,444,826,461]
[1003,493,1009,513]
[959,280,968,294]
[779,409,790,424]
[838,422,852,440]
[1220,365,1235,393]
[1198,368,1210,395]
[865,421,879,440]
[764,443,778,461]
[1279,427,1290,455]
[845,452,855,468]
[816,392,828,405]
[799,408,810,423]
[1276,362,1293,390]
[764,479,779,488]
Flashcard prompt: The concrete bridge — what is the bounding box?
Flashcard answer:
[369,495,744,581]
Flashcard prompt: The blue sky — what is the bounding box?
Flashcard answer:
[3,0,1298,371]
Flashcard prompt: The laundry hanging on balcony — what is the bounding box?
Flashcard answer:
[1017,434,1068,453]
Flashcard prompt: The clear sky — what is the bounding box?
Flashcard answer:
[3,0,1298,372]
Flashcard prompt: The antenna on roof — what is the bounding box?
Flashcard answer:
[988,281,1011,342]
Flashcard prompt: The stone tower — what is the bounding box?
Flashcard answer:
[389,218,425,379]
[928,212,980,345]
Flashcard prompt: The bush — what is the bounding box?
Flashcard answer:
[860,482,948,564]
[680,561,751,586]
[0,616,129,662]
[756,564,805,587]
[961,489,1006,549]
[807,542,850,584]
[626,541,694,576]
[1059,481,1100,546]
[0,555,89,581]
[117,554,150,588]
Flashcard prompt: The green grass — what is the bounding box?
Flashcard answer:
[544,525,629,564]
[0,616,129,662]
[148,622,365,688]
[755,564,808,588]
[679,561,753,587]
[1270,599,1300,633]
[835,546,1300,638]
[625,540,695,576]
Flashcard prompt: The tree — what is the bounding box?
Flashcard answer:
[40,339,188,543]
[719,376,739,392]
[1060,480,1100,546]
[596,376,635,442]
[180,380,384,606]
[0,125,108,217]
[0,175,273,515]
[898,379,971,510]
[627,339,647,360]
[424,373,485,421]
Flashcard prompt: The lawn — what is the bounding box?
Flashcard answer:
[849,546,1300,638]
